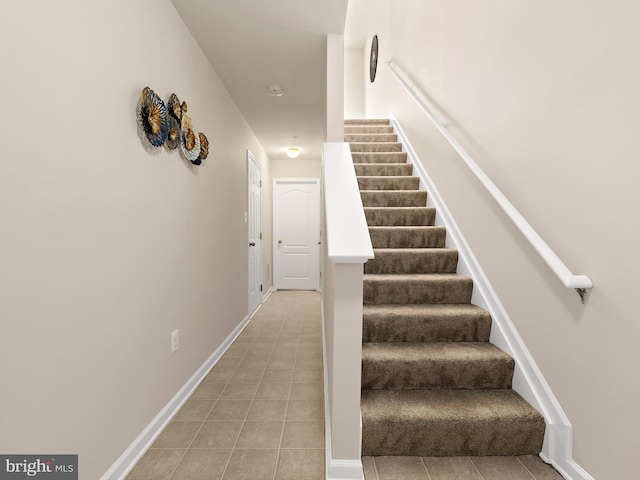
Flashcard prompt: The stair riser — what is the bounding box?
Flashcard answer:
[361,191,427,207]
[361,357,514,390]
[369,227,446,248]
[362,419,544,456]
[354,164,413,176]
[351,152,407,163]
[365,208,435,226]
[358,177,420,191]
[345,126,394,134]
[345,119,389,125]
[365,250,458,274]
[345,134,398,143]
[350,142,402,153]
[363,315,491,342]
[363,276,473,304]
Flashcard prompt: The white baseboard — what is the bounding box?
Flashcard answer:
[390,116,592,480]
[100,314,252,480]
[262,286,274,304]
[321,303,364,480]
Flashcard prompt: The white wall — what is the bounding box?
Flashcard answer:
[345,48,365,119]
[0,1,270,478]
[347,1,640,478]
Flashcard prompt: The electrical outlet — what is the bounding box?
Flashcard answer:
[171,329,179,354]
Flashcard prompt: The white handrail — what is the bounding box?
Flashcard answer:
[385,60,593,301]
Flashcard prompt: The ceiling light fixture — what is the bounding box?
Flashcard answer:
[268,84,284,97]
[287,136,300,158]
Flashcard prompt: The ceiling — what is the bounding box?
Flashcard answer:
[171,0,350,161]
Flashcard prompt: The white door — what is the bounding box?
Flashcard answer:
[273,179,321,290]
[247,151,262,314]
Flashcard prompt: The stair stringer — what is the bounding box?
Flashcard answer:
[389,116,593,480]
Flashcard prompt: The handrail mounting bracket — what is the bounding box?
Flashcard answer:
[575,288,588,304]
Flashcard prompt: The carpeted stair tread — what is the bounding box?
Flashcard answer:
[368,226,446,248]
[362,342,514,390]
[361,190,427,207]
[365,208,436,226]
[358,176,420,191]
[351,152,408,163]
[363,304,492,342]
[345,118,390,125]
[346,133,398,143]
[345,125,394,134]
[361,389,545,456]
[365,248,458,274]
[350,142,403,153]
[354,163,413,176]
[363,274,473,304]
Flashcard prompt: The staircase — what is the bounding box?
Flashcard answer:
[345,119,546,458]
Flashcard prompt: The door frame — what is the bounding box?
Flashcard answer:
[273,178,321,291]
[247,150,262,315]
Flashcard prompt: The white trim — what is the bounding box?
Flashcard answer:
[322,303,365,480]
[385,61,592,294]
[100,314,252,480]
[262,286,274,304]
[391,117,593,480]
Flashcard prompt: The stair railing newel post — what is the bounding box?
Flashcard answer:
[384,60,593,303]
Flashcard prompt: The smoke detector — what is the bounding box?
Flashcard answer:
[268,84,284,97]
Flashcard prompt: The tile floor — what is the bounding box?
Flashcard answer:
[126,290,564,480]
[126,290,325,480]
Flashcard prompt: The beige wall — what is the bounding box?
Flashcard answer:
[0,1,270,478]
[345,48,365,119]
[348,1,640,478]
[270,158,321,179]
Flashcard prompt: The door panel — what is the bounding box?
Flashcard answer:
[247,151,262,314]
[274,179,320,290]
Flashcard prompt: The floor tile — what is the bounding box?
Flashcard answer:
[230,367,265,383]
[206,366,237,383]
[292,367,323,383]
[151,421,201,448]
[190,381,226,401]
[207,400,252,421]
[220,382,259,400]
[126,448,185,480]
[262,368,294,382]
[422,457,482,480]
[274,449,324,480]
[280,421,324,448]
[235,420,284,448]
[471,456,536,480]
[172,398,215,423]
[266,357,297,369]
[170,449,231,480]
[255,382,291,400]
[289,382,323,400]
[285,400,323,421]
[222,449,278,480]
[518,455,564,480]
[190,421,243,449]
[239,357,270,369]
[374,456,429,480]
[246,400,288,421]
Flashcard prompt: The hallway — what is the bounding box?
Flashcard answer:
[126,290,324,480]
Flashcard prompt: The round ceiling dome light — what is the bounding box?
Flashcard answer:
[287,147,300,158]
[268,84,284,97]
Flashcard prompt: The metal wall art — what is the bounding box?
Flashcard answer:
[136,87,210,166]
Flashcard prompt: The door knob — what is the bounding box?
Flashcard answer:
[278,240,282,244]
[249,242,256,247]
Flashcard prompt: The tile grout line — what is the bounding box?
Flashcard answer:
[516,457,539,480]
[468,457,486,480]
[420,457,433,480]
[371,457,381,480]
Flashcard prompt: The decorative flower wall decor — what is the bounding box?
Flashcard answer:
[136,87,210,166]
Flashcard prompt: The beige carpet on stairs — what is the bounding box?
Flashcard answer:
[346,119,547,459]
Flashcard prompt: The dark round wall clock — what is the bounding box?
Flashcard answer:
[369,35,378,83]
